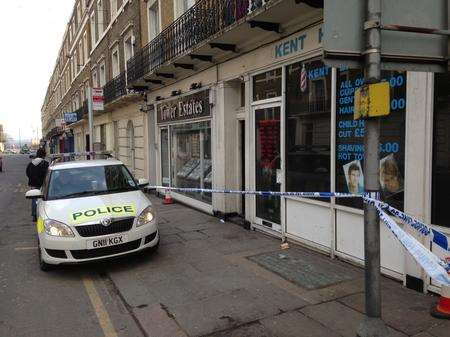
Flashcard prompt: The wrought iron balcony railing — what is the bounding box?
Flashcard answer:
[104,72,127,104]
[127,0,270,84]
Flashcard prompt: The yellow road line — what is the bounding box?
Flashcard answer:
[14,246,38,251]
[82,276,118,337]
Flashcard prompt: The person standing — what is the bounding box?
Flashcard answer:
[26,148,49,222]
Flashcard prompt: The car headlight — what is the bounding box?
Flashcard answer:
[44,219,74,237]
[136,206,155,227]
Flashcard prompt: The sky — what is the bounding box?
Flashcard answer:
[0,0,73,141]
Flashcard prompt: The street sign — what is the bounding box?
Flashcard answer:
[92,87,104,111]
[354,82,390,119]
[64,112,78,123]
[323,0,448,72]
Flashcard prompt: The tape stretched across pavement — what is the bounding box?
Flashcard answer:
[149,185,450,286]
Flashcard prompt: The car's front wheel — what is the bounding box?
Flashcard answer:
[38,245,53,272]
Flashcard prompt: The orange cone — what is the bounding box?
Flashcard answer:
[163,189,173,205]
[431,260,450,319]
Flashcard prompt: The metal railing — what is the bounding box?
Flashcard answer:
[127,0,269,84]
[104,72,127,104]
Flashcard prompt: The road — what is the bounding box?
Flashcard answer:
[0,155,143,337]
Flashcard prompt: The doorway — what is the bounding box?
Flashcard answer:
[253,103,282,227]
[239,120,246,216]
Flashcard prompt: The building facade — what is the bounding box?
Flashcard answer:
[42,0,450,294]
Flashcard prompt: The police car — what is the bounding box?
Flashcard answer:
[25,156,159,271]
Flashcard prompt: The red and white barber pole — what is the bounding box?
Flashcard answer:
[431,257,450,319]
[300,64,308,93]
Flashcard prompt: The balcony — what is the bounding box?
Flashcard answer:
[104,72,127,105]
[127,0,322,89]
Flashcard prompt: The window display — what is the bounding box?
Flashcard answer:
[432,73,450,227]
[285,59,331,201]
[171,121,212,204]
[336,69,406,210]
[253,68,282,101]
[161,128,170,186]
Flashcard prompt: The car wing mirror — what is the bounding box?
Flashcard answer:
[25,189,43,199]
[138,178,149,187]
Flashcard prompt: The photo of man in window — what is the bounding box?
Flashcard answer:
[344,160,364,194]
[380,154,403,194]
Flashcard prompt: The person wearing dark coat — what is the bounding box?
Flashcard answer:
[26,148,49,222]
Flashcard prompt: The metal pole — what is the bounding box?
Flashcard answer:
[357,0,389,336]
[87,86,94,156]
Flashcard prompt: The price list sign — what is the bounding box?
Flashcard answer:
[336,69,406,210]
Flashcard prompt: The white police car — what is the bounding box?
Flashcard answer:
[25,158,159,271]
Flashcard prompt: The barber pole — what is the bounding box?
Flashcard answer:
[300,64,307,93]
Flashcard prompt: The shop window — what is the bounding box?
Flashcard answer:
[336,69,406,210]
[170,122,212,204]
[285,59,331,200]
[161,128,170,186]
[432,73,450,227]
[253,68,282,101]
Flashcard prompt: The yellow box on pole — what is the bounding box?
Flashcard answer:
[354,82,390,119]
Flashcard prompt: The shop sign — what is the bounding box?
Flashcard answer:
[157,90,210,124]
[274,25,322,60]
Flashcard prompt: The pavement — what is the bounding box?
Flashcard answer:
[1,154,450,337]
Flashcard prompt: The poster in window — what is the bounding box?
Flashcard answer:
[343,160,364,194]
[336,69,406,210]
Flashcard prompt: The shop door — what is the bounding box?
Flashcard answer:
[254,104,281,226]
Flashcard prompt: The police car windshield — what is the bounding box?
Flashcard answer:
[47,165,138,200]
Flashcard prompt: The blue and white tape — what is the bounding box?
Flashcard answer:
[364,197,450,253]
[376,205,450,286]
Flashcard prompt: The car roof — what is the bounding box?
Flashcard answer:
[49,159,124,170]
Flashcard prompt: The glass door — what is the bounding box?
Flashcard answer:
[254,104,281,225]
[160,128,170,186]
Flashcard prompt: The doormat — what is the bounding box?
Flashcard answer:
[247,248,360,290]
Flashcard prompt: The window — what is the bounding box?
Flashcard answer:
[124,33,134,69]
[78,41,84,68]
[336,69,406,210]
[111,46,120,78]
[147,0,160,41]
[83,32,89,62]
[285,59,332,199]
[110,0,118,20]
[97,0,105,35]
[77,3,82,26]
[175,0,195,18]
[161,128,169,186]
[100,124,107,148]
[432,73,450,227]
[47,165,138,201]
[90,11,97,47]
[170,122,212,204]
[92,68,98,87]
[253,68,282,101]
[99,60,106,86]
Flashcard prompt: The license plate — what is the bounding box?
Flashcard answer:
[87,235,128,250]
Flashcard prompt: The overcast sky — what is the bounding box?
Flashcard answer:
[0,0,73,141]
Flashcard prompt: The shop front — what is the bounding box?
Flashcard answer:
[155,89,214,212]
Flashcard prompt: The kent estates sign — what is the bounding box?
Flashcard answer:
[157,90,210,124]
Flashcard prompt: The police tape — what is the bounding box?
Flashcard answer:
[147,186,359,198]
[364,197,450,253]
[148,185,450,285]
[376,205,450,286]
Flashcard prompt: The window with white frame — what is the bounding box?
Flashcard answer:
[90,11,97,47]
[175,0,195,18]
[92,68,98,87]
[97,0,105,36]
[110,0,117,20]
[78,41,84,68]
[124,32,134,68]
[111,46,120,78]
[99,60,106,86]
[77,3,82,25]
[83,32,88,62]
[147,0,160,42]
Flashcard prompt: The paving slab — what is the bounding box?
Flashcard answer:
[248,248,361,290]
[260,311,340,337]
[133,304,188,337]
